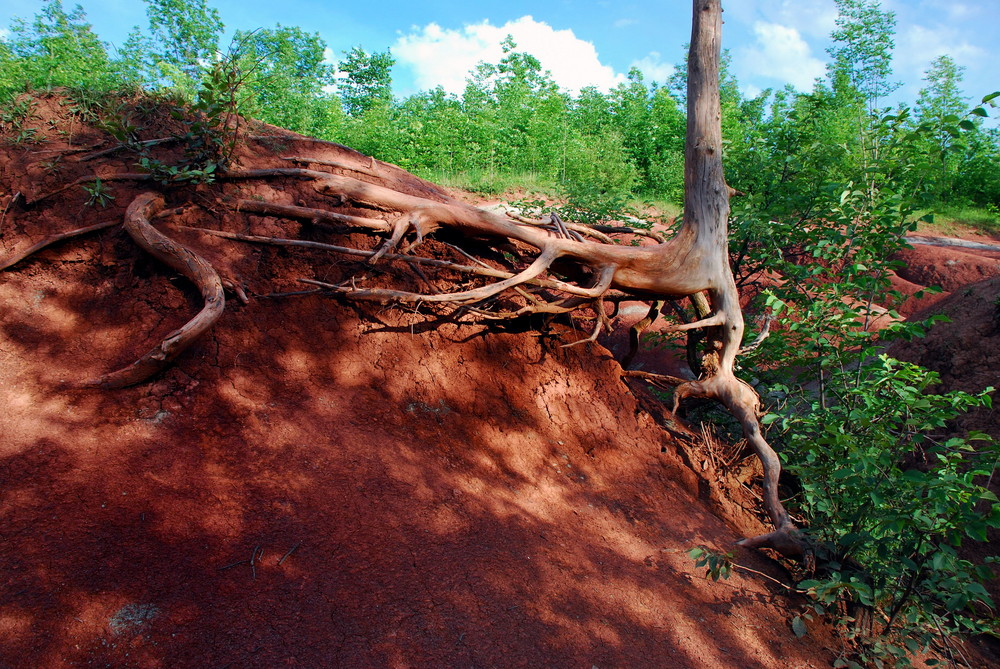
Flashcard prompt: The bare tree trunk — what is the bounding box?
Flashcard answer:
[680,0,804,557]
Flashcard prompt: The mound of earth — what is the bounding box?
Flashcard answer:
[888,276,1000,642]
[890,275,1000,437]
[886,241,1000,316]
[0,93,846,667]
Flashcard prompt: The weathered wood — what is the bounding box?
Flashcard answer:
[86,192,225,389]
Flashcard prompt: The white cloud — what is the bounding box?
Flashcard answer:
[727,0,836,40]
[919,0,980,22]
[897,24,985,74]
[392,16,626,95]
[614,18,638,29]
[629,52,677,85]
[737,22,826,91]
[894,24,986,97]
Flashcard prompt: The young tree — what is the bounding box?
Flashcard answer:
[915,55,967,122]
[145,0,223,78]
[236,25,336,135]
[0,0,113,99]
[910,55,969,202]
[824,0,901,202]
[337,47,394,117]
[827,0,900,113]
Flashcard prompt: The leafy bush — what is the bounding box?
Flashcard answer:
[133,48,247,184]
[737,103,1000,665]
[767,357,998,650]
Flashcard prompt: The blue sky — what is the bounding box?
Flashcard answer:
[2,0,998,110]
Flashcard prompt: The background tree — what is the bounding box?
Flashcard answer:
[337,46,394,117]
[236,25,337,135]
[116,0,223,92]
[907,55,969,203]
[0,0,112,100]
[827,0,900,113]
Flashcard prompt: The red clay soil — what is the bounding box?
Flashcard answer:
[0,94,845,668]
[887,242,1000,316]
[889,276,1000,621]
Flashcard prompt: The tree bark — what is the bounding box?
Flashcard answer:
[679,0,803,556]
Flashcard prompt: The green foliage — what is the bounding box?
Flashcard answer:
[82,176,114,207]
[689,547,735,582]
[235,25,337,136]
[0,95,37,141]
[0,0,114,101]
[132,45,248,185]
[337,46,395,117]
[739,89,1000,661]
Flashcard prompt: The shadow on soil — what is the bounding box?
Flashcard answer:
[0,123,828,668]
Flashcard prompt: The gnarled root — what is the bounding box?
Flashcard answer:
[673,367,806,558]
[85,192,225,389]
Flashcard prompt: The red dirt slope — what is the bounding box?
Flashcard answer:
[0,93,834,668]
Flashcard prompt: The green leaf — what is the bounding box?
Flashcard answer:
[792,615,808,638]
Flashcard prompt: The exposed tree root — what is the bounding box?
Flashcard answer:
[233,199,391,233]
[14,139,804,554]
[222,159,805,554]
[183,227,587,294]
[83,192,225,389]
[622,301,664,370]
[5,0,804,558]
[282,155,383,178]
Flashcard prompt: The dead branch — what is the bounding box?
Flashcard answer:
[234,199,390,233]
[84,192,225,389]
[0,191,20,234]
[77,137,180,162]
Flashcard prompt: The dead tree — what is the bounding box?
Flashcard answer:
[1,0,803,556]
